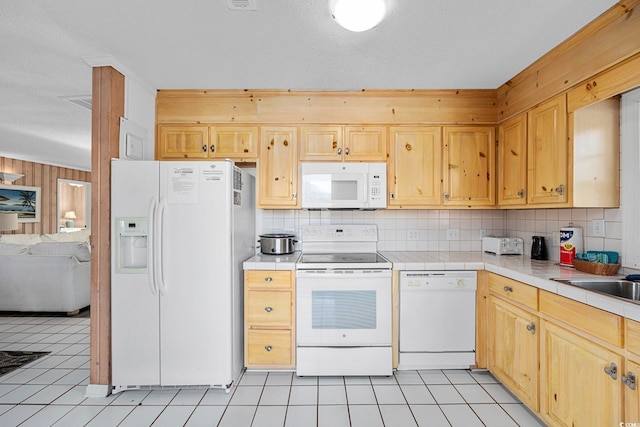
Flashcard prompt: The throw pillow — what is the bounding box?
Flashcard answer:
[28,241,91,262]
[0,243,28,255]
[0,234,43,245]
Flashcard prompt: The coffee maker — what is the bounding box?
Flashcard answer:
[531,236,548,260]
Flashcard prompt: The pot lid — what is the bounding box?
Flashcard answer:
[259,233,296,238]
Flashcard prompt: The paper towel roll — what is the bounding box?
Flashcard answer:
[560,226,583,267]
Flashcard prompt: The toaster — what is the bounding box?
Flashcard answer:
[482,237,524,255]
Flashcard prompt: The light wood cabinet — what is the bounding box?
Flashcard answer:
[157,125,258,161]
[209,126,258,161]
[527,95,568,205]
[497,114,527,206]
[299,125,387,161]
[488,295,539,410]
[442,126,496,207]
[157,125,209,159]
[487,273,539,410]
[258,127,299,208]
[540,320,622,427]
[388,126,441,207]
[244,270,295,369]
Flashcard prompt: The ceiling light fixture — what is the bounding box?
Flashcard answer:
[330,0,387,32]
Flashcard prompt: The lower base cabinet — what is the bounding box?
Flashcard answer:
[244,270,295,369]
[540,320,623,426]
[488,295,539,410]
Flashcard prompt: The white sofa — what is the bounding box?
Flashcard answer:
[0,230,91,314]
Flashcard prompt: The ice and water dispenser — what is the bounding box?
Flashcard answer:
[115,218,148,273]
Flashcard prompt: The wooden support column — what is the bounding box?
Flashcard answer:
[89,66,124,387]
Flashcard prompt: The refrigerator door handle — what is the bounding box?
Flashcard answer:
[157,196,168,295]
[147,196,158,295]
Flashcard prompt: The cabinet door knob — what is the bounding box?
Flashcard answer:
[526,322,536,334]
[202,145,207,152]
[554,184,565,195]
[604,362,618,380]
[265,345,273,352]
[264,277,273,282]
[264,306,273,312]
[517,189,525,198]
[623,372,637,390]
[503,286,513,292]
[210,144,215,152]
[337,147,342,155]
[345,147,350,155]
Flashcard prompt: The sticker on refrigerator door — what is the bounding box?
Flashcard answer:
[201,164,224,182]
[168,167,199,204]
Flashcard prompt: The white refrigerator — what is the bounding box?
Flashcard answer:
[111,160,254,393]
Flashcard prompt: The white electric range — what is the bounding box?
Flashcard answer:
[295,225,392,376]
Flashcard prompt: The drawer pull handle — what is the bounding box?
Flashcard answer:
[604,362,618,380]
[503,286,513,292]
[264,277,273,282]
[264,306,273,313]
[623,372,637,390]
[265,345,273,352]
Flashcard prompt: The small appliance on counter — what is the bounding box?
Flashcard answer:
[531,236,548,260]
[482,237,524,255]
[560,224,583,266]
[257,233,297,255]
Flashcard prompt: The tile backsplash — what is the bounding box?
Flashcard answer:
[257,207,623,262]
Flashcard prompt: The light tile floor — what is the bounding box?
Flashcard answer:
[0,314,547,426]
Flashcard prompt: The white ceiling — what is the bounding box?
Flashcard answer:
[0,0,618,171]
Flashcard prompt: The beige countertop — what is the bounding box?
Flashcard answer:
[243,250,640,322]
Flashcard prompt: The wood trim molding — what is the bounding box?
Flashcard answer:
[90,66,124,386]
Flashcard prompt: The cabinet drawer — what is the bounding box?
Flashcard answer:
[539,290,622,347]
[247,329,292,366]
[488,274,538,310]
[627,319,640,356]
[247,290,292,326]
[245,270,292,289]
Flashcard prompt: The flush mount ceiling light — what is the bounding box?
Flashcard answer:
[330,0,387,32]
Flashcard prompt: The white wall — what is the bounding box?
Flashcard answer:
[124,77,156,159]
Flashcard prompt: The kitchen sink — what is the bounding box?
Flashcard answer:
[551,278,640,303]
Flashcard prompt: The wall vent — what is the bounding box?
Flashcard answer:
[227,0,257,11]
[60,95,93,111]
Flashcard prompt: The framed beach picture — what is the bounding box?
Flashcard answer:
[0,184,41,223]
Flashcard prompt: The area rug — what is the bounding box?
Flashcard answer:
[0,351,50,376]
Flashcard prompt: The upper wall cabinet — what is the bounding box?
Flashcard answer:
[499,94,619,209]
[157,125,209,159]
[388,126,442,207]
[299,125,387,162]
[157,124,258,161]
[258,127,299,209]
[498,114,528,206]
[527,95,568,206]
[209,126,258,161]
[442,126,496,207]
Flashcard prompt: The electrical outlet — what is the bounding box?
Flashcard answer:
[408,230,419,241]
[592,219,606,237]
[479,229,487,238]
[552,231,561,246]
[447,228,459,241]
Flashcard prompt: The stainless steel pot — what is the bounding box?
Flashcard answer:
[258,234,297,255]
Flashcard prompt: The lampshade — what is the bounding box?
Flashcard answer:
[64,211,77,219]
[0,172,24,183]
[0,213,19,231]
[330,0,387,32]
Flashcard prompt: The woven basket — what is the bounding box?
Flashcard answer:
[572,258,620,276]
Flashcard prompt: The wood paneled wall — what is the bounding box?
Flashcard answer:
[497,0,640,121]
[157,89,499,125]
[0,156,90,235]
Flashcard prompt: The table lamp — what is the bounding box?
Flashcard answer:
[64,211,77,228]
[0,213,19,231]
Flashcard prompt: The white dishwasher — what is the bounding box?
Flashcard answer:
[399,271,477,370]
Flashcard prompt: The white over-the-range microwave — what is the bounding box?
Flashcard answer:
[300,162,387,209]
